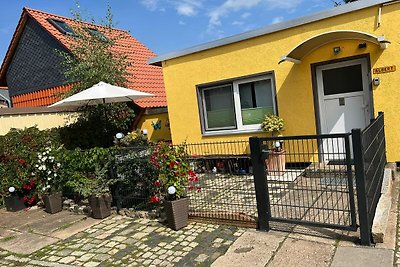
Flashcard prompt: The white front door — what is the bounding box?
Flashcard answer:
[316,58,371,159]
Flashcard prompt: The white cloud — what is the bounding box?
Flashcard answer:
[232,21,244,26]
[241,12,251,19]
[177,3,196,16]
[175,0,203,17]
[271,16,284,24]
[265,0,302,10]
[141,0,160,11]
[207,0,302,31]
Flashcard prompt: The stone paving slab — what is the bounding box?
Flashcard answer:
[211,230,285,267]
[0,231,59,254]
[268,238,335,267]
[331,247,394,267]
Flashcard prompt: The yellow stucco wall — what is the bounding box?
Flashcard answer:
[161,4,400,162]
[137,112,172,141]
[0,112,76,135]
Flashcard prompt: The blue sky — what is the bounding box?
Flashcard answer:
[0,0,338,61]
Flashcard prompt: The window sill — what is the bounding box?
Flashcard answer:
[202,128,265,137]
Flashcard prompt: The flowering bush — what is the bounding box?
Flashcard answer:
[149,142,200,203]
[261,114,285,136]
[35,146,62,194]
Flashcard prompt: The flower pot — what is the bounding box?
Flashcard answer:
[89,195,112,219]
[4,195,25,212]
[43,192,62,214]
[265,150,286,176]
[164,197,189,230]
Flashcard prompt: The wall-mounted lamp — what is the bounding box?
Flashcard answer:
[333,47,341,55]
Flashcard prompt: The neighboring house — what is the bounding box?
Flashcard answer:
[150,0,400,162]
[0,8,170,141]
[0,87,10,108]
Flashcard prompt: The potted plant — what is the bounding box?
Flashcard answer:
[66,148,117,219]
[4,186,25,212]
[36,146,63,214]
[261,114,286,176]
[149,142,200,230]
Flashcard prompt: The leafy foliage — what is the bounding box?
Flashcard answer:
[57,3,135,148]
[261,114,285,136]
[0,127,60,206]
[149,142,200,201]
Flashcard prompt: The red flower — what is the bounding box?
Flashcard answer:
[29,179,35,187]
[169,161,175,168]
[188,185,194,191]
[196,187,202,193]
[188,170,196,177]
[22,196,28,202]
[18,159,26,165]
[153,180,161,187]
[193,176,199,183]
[22,184,31,191]
[150,195,160,203]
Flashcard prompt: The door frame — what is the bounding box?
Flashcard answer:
[311,54,374,136]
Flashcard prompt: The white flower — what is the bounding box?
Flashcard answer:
[35,164,39,168]
[42,187,47,192]
[46,185,51,189]
[48,178,52,181]
[56,163,61,168]
[43,157,47,161]
[38,166,43,171]
[38,154,42,159]
[54,173,57,177]
[42,165,46,171]
[47,171,51,175]
[8,187,15,193]
[31,172,35,176]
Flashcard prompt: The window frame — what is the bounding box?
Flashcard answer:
[47,19,75,36]
[198,73,277,135]
[86,27,108,42]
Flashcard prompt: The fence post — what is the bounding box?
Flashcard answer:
[249,137,270,231]
[352,128,371,246]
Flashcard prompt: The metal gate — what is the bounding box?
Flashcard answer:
[250,134,358,231]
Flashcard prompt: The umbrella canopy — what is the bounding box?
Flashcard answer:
[49,82,154,107]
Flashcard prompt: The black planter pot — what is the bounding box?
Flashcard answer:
[89,195,112,219]
[4,195,26,212]
[164,197,189,230]
[43,192,63,214]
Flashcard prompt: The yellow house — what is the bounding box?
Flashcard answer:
[150,0,400,162]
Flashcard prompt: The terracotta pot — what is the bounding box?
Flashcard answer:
[4,195,25,212]
[43,192,63,214]
[89,195,112,219]
[265,150,286,176]
[164,197,189,230]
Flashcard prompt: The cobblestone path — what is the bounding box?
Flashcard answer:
[0,216,245,266]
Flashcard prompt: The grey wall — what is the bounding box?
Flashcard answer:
[6,17,70,97]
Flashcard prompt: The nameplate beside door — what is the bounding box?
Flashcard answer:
[373,65,396,74]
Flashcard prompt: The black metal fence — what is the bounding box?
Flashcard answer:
[352,112,386,245]
[182,141,257,226]
[250,134,357,231]
[112,146,157,211]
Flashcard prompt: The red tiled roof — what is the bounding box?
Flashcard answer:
[12,84,72,107]
[0,8,166,109]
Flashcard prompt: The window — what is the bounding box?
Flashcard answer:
[48,19,75,35]
[87,28,108,41]
[200,74,276,133]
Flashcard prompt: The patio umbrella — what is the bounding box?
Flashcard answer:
[49,81,154,108]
